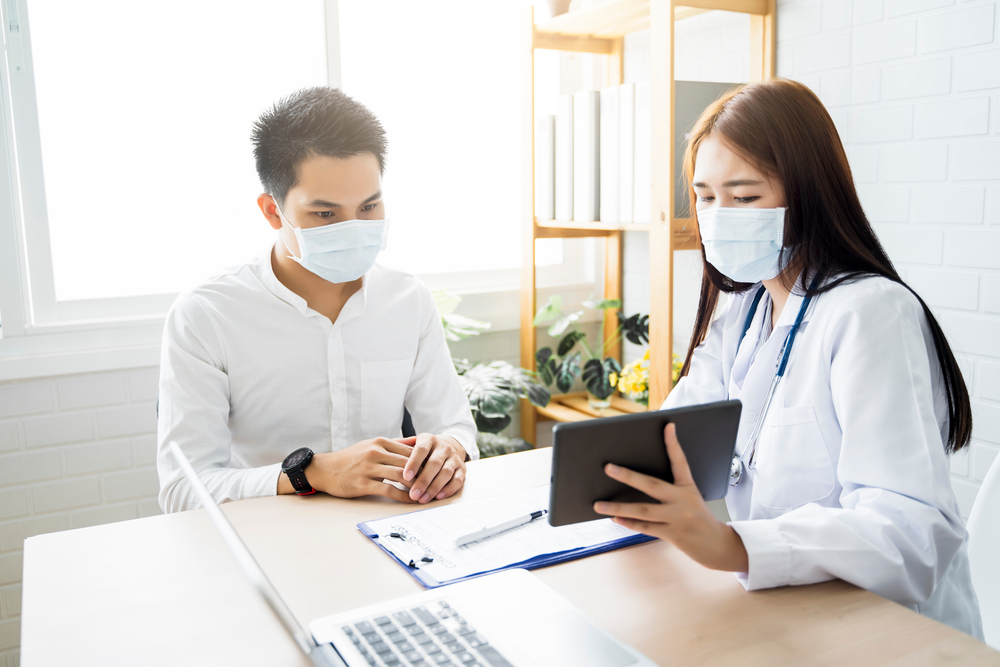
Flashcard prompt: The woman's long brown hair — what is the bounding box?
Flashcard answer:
[679,78,972,453]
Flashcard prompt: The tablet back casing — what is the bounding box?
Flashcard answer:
[548,400,742,526]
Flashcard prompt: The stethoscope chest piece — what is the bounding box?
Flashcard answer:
[730,454,745,487]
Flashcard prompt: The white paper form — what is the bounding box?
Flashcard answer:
[365,485,643,583]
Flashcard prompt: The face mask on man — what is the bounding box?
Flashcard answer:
[696,206,788,283]
[275,202,389,284]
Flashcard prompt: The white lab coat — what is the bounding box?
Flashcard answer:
[664,275,984,639]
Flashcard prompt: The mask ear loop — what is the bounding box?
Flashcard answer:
[273,201,304,262]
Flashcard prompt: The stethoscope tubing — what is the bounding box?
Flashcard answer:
[730,276,820,486]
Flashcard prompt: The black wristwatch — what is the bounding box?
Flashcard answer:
[282,447,316,495]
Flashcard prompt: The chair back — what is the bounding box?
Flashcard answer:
[968,452,1000,649]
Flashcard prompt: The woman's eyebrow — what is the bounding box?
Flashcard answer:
[692,179,763,189]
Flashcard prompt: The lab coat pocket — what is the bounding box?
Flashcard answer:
[360,358,415,436]
[755,404,835,511]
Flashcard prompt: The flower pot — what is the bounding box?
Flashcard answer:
[587,391,611,411]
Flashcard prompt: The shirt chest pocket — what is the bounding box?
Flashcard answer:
[360,358,415,437]
[755,404,836,511]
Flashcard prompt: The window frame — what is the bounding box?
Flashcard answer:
[0,0,595,382]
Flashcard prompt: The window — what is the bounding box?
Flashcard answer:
[338,0,580,287]
[0,0,594,378]
[6,0,329,322]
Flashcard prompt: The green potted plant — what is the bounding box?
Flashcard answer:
[433,290,551,458]
[453,358,550,457]
[532,295,649,410]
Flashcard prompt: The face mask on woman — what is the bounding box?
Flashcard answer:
[696,206,788,283]
[276,204,389,284]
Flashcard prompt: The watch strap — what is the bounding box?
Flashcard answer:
[288,467,316,495]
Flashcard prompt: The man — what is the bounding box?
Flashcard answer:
[156,87,477,513]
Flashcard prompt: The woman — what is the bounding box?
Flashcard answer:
[594,79,983,638]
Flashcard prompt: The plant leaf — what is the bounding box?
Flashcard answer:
[441,313,492,342]
[535,348,555,385]
[432,289,462,317]
[525,383,551,408]
[555,352,582,393]
[618,312,650,345]
[476,432,533,458]
[557,330,585,356]
[539,360,556,386]
[452,358,472,375]
[532,295,564,326]
[460,364,518,418]
[582,356,622,400]
[475,413,512,435]
[583,298,622,310]
[547,310,582,337]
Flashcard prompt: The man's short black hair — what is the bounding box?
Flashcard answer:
[251,86,387,206]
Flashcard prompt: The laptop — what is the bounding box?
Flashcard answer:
[170,442,656,667]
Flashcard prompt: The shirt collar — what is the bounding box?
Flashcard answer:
[772,272,817,329]
[255,245,372,323]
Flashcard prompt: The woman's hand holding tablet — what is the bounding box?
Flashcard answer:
[593,423,749,573]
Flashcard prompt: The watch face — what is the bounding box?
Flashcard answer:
[286,448,310,469]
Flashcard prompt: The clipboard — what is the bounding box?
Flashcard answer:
[358,485,656,589]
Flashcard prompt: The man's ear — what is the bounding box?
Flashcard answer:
[257,193,282,230]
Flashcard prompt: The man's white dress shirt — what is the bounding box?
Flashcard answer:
[664,275,984,639]
[157,250,478,513]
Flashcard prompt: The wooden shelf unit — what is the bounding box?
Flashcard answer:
[519,0,776,437]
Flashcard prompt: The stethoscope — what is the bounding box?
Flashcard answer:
[729,277,820,486]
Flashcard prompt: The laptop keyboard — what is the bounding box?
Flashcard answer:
[341,600,513,667]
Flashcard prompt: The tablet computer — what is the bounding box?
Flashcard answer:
[548,400,742,527]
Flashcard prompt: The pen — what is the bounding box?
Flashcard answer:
[454,509,548,546]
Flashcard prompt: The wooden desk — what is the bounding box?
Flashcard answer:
[21,448,999,666]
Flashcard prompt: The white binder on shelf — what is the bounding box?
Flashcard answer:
[535,114,555,221]
[633,81,651,224]
[618,82,636,224]
[573,90,600,224]
[555,94,574,222]
[599,86,620,225]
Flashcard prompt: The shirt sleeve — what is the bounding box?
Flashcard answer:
[156,293,283,513]
[403,284,479,460]
[662,293,736,410]
[729,284,966,606]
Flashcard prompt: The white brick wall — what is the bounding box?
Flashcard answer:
[0,369,161,665]
[0,333,534,664]
[778,0,1000,522]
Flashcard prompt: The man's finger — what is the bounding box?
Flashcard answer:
[410,448,448,502]
[604,462,677,502]
[377,437,416,457]
[373,465,408,485]
[664,423,695,487]
[403,434,434,483]
[377,482,416,504]
[370,450,411,469]
[435,471,465,500]
[423,460,461,502]
[394,436,418,446]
